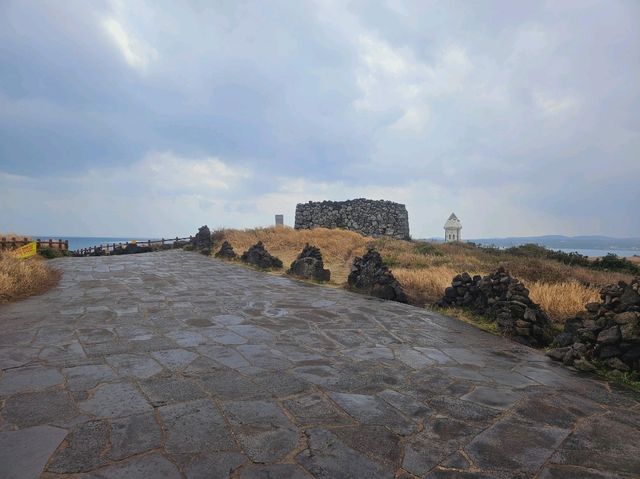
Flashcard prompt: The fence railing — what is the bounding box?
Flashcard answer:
[1,237,69,251]
[73,236,193,256]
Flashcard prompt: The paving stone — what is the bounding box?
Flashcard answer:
[252,371,312,397]
[47,420,110,473]
[85,452,181,479]
[283,393,354,426]
[196,369,268,400]
[0,365,64,396]
[460,386,522,410]
[428,396,502,423]
[403,415,482,476]
[138,376,206,406]
[110,412,162,460]
[377,388,432,417]
[296,428,394,479]
[291,365,340,386]
[165,330,208,347]
[82,341,133,357]
[329,392,416,435]
[38,340,87,365]
[538,464,632,479]
[465,416,570,474]
[151,348,198,370]
[240,464,313,478]
[79,382,152,418]
[0,425,67,479]
[3,389,78,427]
[223,400,298,462]
[1,250,639,478]
[105,353,164,379]
[439,451,472,469]
[511,394,580,429]
[394,348,436,368]
[159,399,235,453]
[202,328,248,345]
[332,425,402,467]
[197,345,252,369]
[236,344,291,369]
[0,346,38,370]
[478,368,539,388]
[550,413,640,475]
[77,328,116,344]
[184,451,247,478]
[212,314,246,326]
[425,469,497,479]
[63,364,118,391]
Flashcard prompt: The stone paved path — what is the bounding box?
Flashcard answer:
[1,251,639,479]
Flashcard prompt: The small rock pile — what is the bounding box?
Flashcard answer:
[215,241,237,259]
[192,225,212,255]
[348,248,407,303]
[111,243,152,255]
[439,267,554,347]
[287,244,330,282]
[240,241,283,269]
[547,277,640,373]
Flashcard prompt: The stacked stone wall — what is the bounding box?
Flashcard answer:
[294,198,410,240]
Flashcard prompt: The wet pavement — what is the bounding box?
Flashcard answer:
[0,250,638,478]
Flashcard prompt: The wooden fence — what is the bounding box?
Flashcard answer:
[73,236,193,256]
[0,237,69,251]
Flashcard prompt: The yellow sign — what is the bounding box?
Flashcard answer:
[15,242,37,259]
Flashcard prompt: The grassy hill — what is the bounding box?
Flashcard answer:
[212,227,636,324]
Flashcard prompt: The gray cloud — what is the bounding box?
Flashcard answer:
[0,0,638,237]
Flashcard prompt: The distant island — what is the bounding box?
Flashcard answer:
[422,235,640,257]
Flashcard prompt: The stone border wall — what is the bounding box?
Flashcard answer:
[294,198,410,240]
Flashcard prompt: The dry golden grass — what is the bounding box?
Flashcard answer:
[213,227,370,282]
[528,281,600,323]
[0,232,32,239]
[0,251,60,303]
[213,227,630,323]
[392,266,470,306]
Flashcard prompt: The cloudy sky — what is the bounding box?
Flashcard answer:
[1,0,638,238]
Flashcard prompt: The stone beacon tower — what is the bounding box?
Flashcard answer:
[444,213,462,242]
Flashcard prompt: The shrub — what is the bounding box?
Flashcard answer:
[38,247,71,259]
[413,242,444,256]
[592,253,640,275]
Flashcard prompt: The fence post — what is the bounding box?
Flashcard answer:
[48,238,52,248]
[58,239,62,250]
[37,239,41,250]
[23,237,28,246]
[64,240,69,251]
[1,237,5,250]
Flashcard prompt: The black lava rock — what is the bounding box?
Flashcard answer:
[547,277,640,373]
[192,225,212,255]
[215,241,237,260]
[287,244,330,282]
[240,241,283,269]
[348,248,407,303]
[439,267,554,347]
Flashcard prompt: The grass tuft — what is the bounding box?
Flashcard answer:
[0,251,61,303]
